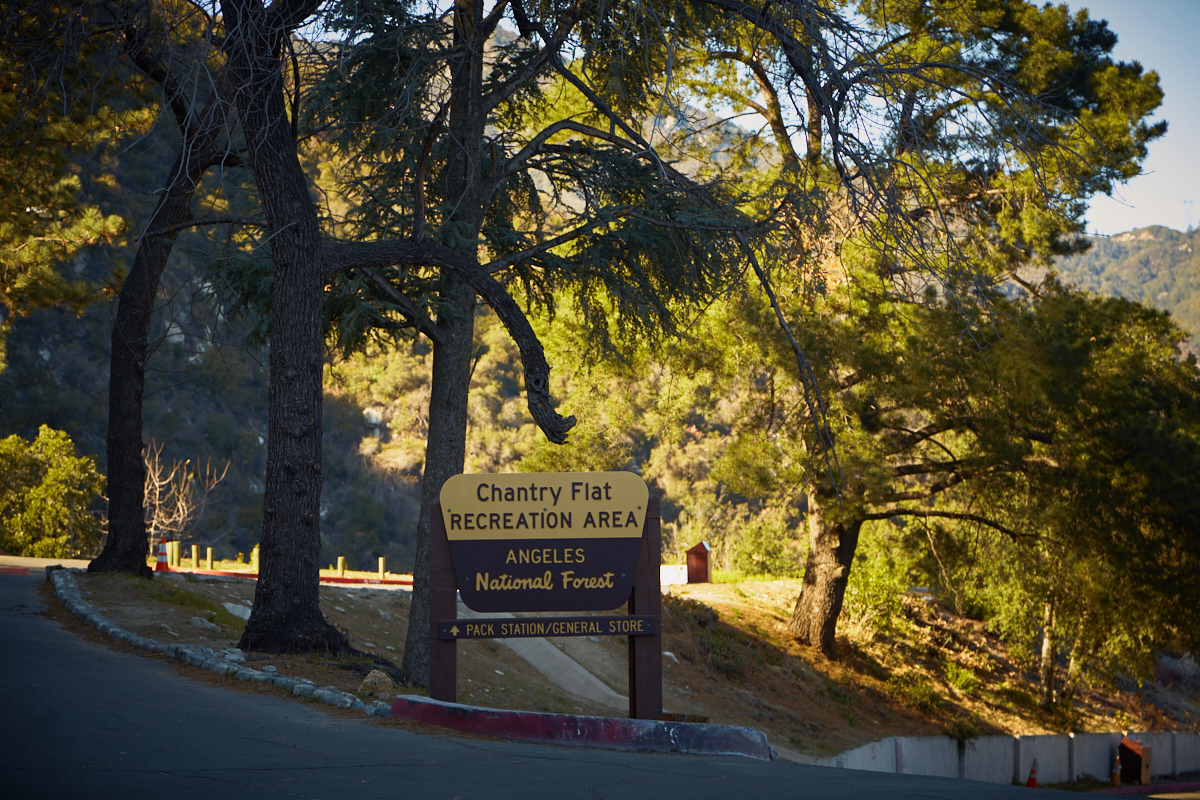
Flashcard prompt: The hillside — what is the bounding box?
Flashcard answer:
[1054,226,1200,347]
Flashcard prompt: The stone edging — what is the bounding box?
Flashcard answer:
[48,567,392,720]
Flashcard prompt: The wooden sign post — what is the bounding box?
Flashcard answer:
[427,472,662,720]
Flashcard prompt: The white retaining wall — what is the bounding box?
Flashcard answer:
[821,730,1192,786]
[961,736,1016,785]
[834,737,897,772]
[897,736,959,779]
[1072,732,1122,781]
[1176,732,1200,774]
[1017,734,1071,785]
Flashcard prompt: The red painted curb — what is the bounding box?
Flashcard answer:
[155,566,413,586]
[0,566,32,575]
[1090,781,1200,795]
[318,575,413,586]
[390,695,777,761]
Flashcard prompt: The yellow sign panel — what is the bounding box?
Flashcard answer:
[439,472,649,541]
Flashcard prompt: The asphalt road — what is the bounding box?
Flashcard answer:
[0,570,1044,799]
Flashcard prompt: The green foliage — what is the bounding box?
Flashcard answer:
[945,661,980,695]
[730,509,802,577]
[0,425,104,557]
[1055,227,1200,352]
[887,673,943,712]
[0,5,140,370]
[841,523,914,637]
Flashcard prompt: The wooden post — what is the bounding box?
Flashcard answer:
[428,501,457,703]
[191,544,199,568]
[378,556,386,580]
[251,545,260,572]
[336,555,346,577]
[205,547,213,570]
[628,496,662,720]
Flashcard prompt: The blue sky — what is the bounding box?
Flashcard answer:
[1081,0,1200,235]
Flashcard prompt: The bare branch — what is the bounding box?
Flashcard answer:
[323,239,577,443]
[863,507,1032,542]
[362,267,443,347]
[139,215,266,241]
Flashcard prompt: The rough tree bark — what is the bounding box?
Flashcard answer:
[89,56,232,577]
[400,0,486,687]
[788,490,863,656]
[401,279,476,683]
[1038,599,1056,708]
[1060,617,1091,707]
[223,0,349,653]
[214,0,573,662]
[90,157,197,578]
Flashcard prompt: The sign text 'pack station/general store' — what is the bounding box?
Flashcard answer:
[439,472,650,613]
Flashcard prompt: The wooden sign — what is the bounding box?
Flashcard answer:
[439,472,649,612]
[428,479,663,720]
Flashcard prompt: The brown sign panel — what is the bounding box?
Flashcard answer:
[440,472,648,612]
[438,615,657,640]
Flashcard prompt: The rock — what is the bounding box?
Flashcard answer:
[222,648,246,662]
[222,602,251,621]
[262,665,277,673]
[378,610,392,622]
[189,616,221,632]
[334,606,347,614]
[358,669,395,698]
[663,651,680,664]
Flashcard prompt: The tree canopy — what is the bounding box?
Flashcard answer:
[0,425,105,558]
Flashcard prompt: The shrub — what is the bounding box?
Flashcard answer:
[0,426,104,557]
[730,509,802,577]
[945,661,980,694]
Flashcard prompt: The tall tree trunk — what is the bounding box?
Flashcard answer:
[400,0,486,688]
[788,491,862,656]
[1038,599,1056,709]
[89,109,223,577]
[224,0,347,653]
[1060,617,1091,708]
[401,280,475,684]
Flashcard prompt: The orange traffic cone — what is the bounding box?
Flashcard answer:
[155,542,169,572]
[1026,758,1039,788]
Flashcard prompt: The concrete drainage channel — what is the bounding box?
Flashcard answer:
[45,566,777,762]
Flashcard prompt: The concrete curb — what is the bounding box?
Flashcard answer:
[390,694,779,761]
[45,566,393,721]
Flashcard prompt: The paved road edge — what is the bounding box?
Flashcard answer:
[45,566,394,718]
[390,695,778,761]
